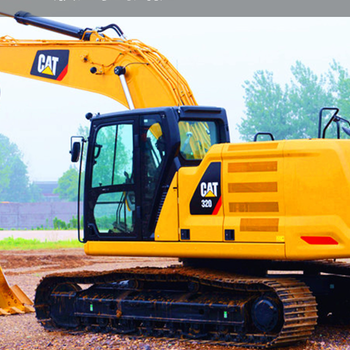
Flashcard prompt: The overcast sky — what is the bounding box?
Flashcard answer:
[0,17,350,181]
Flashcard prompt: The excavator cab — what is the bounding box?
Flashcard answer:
[73,106,229,243]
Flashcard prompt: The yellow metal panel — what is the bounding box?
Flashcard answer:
[285,215,350,259]
[222,141,284,244]
[228,143,278,151]
[228,161,278,173]
[155,173,179,241]
[224,216,285,243]
[178,145,223,241]
[241,218,279,232]
[228,182,278,193]
[229,202,279,213]
[281,139,350,259]
[84,241,285,259]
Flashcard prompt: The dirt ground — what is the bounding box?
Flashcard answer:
[0,249,350,350]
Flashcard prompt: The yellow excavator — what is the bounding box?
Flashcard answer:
[2,11,350,348]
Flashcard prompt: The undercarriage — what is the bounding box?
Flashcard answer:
[38,260,350,348]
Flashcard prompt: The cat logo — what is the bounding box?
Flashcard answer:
[190,162,222,215]
[200,182,219,198]
[37,55,60,76]
[31,50,69,81]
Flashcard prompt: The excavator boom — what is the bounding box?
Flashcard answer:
[0,11,197,109]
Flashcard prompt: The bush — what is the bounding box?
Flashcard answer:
[53,217,67,230]
[53,216,83,230]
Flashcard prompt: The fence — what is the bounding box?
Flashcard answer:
[0,202,82,230]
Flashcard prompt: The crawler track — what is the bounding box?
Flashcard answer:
[35,266,317,348]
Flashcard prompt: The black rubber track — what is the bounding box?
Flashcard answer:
[35,266,318,348]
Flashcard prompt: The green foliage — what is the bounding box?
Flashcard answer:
[95,215,116,231]
[288,62,335,139]
[52,216,82,230]
[0,134,43,202]
[238,61,350,141]
[69,216,78,229]
[238,70,293,140]
[54,167,80,202]
[328,61,350,118]
[0,236,83,250]
[53,217,68,230]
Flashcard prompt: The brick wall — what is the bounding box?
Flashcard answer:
[0,202,82,229]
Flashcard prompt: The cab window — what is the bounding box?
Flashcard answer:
[92,124,133,188]
[178,121,218,160]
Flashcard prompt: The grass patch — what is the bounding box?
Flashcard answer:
[0,237,83,250]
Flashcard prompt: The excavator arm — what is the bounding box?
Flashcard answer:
[0,11,197,109]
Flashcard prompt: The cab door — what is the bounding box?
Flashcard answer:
[84,118,141,241]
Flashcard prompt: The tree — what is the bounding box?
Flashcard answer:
[0,134,42,202]
[238,61,342,141]
[328,61,350,118]
[288,61,335,139]
[238,70,293,141]
[54,167,80,202]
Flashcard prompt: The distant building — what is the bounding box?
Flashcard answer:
[34,181,60,202]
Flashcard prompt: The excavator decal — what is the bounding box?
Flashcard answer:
[30,50,69,81]
[190,162,221,215]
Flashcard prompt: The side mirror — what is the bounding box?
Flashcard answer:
[70,142,81,162]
